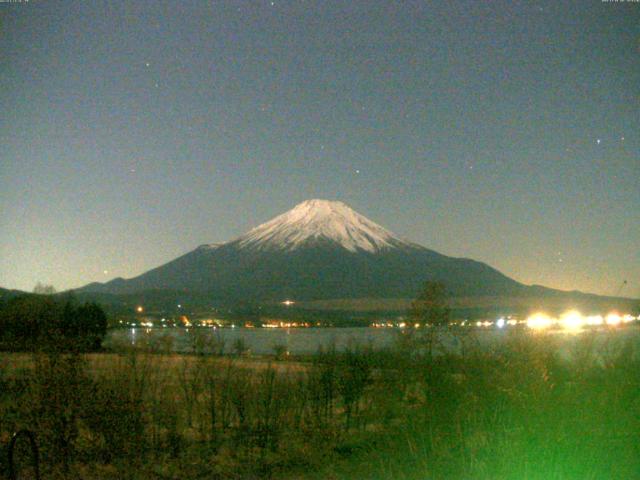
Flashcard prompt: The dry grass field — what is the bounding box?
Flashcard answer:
[1,328,639,479]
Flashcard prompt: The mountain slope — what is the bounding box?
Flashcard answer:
[79,199,527,301]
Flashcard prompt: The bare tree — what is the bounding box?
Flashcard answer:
[408,281,451,358]
[33,282,56,295]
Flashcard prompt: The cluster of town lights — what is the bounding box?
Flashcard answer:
[371,312,638,330]
[129,302,637,331]
[525,311,636,330]
[477,311,636,330]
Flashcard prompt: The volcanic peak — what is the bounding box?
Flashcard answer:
[235,199,408,253]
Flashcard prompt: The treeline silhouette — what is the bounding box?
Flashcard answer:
[0,294,107,352]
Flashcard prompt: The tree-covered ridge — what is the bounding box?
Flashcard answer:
[0,294,107,351]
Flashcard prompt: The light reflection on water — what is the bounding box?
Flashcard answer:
[105,325,640,357]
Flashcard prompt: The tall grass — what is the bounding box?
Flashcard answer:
[0,328,638,479]
[309,329,640,480]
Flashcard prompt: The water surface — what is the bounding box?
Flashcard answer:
[105,325,640,357]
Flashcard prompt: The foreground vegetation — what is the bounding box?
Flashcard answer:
[0,326,639,479]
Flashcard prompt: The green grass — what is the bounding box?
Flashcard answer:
[1,328,639,479]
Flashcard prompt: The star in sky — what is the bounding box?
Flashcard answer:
[1,0,637,296]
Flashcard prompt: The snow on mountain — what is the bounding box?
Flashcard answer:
[196,243,223,251]
[236,199,410,253]
[76,198,533,300]
[76,198,626,307]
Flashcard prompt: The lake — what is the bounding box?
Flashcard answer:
[105,325,640,357]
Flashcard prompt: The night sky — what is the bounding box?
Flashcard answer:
[1,1,638,297]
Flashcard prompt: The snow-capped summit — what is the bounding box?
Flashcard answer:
[79,198,528,301]
[236,199,409,253]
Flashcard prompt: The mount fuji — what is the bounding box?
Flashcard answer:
[79,199,529,301]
